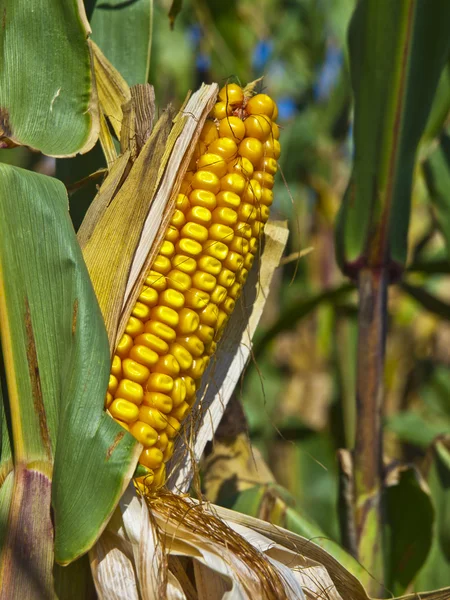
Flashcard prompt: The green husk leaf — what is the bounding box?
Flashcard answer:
[0,0,99,156]
[0,164,140,570]
[91,0,153,86]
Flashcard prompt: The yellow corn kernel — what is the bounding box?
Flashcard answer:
[216,190,241,209]
[172,254,197,274]
[185,357,209,380]
[272,102,279,121]
[105,392,113,408]
[210,285,228,304]
[211,100,232,120]
[238,268,249,284]
[246,93,275,118]
[189,189,217,210]
[272,122,280,139]
[227,281,242,300]
[109,398,139,423]
[176,335,204,358]
[218,83,244,106]
[150,305,179,328]
[229,236,249,254]
[244,114,272,141]
[156,432,169,451]
[135,333,169,355]
[244,253,255,270]
[171,209,186,229]
[258,157,278,176]
[159,289,185,311]
[217,269,236,288]
[196,323,215,344]
[218,116,246,142]
[186,206,212,226]
[176,193,190,212]
[140,447,164,470]
[171,401,190,422]
[129,344,159,368]
[111,355,122,378]
[115,379,144,405]
[116,420,131,432]
[217,309,229,331]
[176,238,203,258]
[135,470,154,488]
[221,297,236,315]
[182,376,197,400]
[151,354,180,377]
[179,180,192,196]
[252,221,265,238]
[116,334,133,358]
[181,222,209,243]
[200,120,219,145]
[143,391,173,414]
[239,137,263,165]
[160,240,175,258]
[108,375,118,395]
[144,320,176,343]
[130,421,158,447]
[248,237,258,254]
[208,137,238,161]
[198,153,228,178]
[166,416,182,439]
[122,359,150,384]
[146,373,174,394]
[138,286,159,307]
[145,270,167,291]
[242,179,262,205]
[198,303,219,326]
[163,442,174,462]
[260,188,273,207]
[192,271,217,293]
[235,221,252,239]
[125,316,145,338]
[208,223,234,244]
[228,156,254,178]
[238,203,257,224]
[223,251,244,272]
[263,138,281,159]
[205,340,217,356]
[169,342,194,371]
[139,406,169,431]
[165,225,180,243]
[198,255,222,276]
[131,302,151,321]
[191,171,221,195]
[220,172,246,195]
[254,171,274,189]
[211,207,238,227]
[203,240,229,261]
[184,288,210,310]
[257,205,270,223]
[176,308,200,335]
[170,378,187,408]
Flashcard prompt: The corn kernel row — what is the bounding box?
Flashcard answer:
[106,83,280,490]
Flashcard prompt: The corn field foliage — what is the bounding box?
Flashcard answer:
[1,0,450,598]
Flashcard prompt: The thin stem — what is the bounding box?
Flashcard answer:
[353,267,387,596]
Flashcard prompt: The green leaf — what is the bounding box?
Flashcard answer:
[0,165,140,570]
[385,466,434,595]
[336,0,450,277]
[0,0,99,156]
[401,282,450,321]
[168,0,183,29]
[422,62,450,146]
[91,0,153,86]
[423,133,450,260]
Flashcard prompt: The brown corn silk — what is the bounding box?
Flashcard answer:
[105,83,281,489]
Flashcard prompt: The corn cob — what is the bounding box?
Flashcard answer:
[105,83,280,490]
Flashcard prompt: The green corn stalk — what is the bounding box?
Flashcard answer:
[336,0,450,594]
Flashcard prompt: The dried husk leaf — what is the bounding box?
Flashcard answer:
[90,40,131,140]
